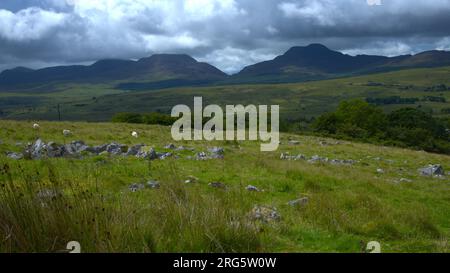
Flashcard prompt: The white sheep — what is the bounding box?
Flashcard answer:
[32,123,40,129]
[63,130,72,137]
[131,131,139,138]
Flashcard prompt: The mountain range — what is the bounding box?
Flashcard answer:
[2,44,450,91]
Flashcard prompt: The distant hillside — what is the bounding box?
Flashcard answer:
[234,44,450,83]
[0,54,228,92]
[2,44,450,91]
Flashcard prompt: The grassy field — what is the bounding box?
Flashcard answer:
[0,120,449,253]
[1,67,449,121]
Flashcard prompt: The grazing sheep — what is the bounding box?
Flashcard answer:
[63,130,72,137]
[33,123,40,129]
[131,131,139,138]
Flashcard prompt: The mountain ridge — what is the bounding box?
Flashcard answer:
[2,44,450,91]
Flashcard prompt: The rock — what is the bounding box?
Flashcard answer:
[329,159,355,166]
[7,152,23,160]
[196,152,209,160]
[136,147,158,160]
[288,197,309,207]
[419,164,445,176]
[250,206,281,223]
[185,176,199,184]
[176,146,194,151]
[209,153,224,159]
[30,138,46,159]
[196,148,225,160]
[208,147,224,155]
[46,142,65,158]
[158,152,173,160]
[129,183,145,192]
[399,178,413,183]
[36,189,62,200]
[164,143,176,149]
[280,153,306,161]
[246,185,261,192]
[71,140,90,153]
[288,140,300,145]
[146,181,160,189]
[209,182,227,189]
[90,144,108,154]
[106,143,128,155]
[308,155,328,164]
[377,168,385,174]
[126,144,144,156]
[63,130,72,137]
[62,141,90,156]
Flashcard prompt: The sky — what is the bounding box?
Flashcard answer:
[0,0,450,74]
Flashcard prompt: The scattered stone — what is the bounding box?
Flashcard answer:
[146,181,160,189]
[7,152,23,160]
[176,146,189,151]
[280,153,355,166]
[288,197,309,207]
[91,144,108,154]
[136,147,158,160]
[47,142,66,158]
[208,147,224,155]
[64,140,90,155]
[129,183,145,192]
[63,130,72,137]
[308,155,328,164]
[106,143,128,155]
[126,144,144,156]
[29,138,46,159]
[209,182,227,189]
[246,185,261,192]
[399,178,413,183]
[158,152,173,160]
[377,168,385,174]
[280,153,306,161]
[185,176,199,184]
[330,159,356,166]
[36,189,62,200]
[196,152,208,160]
[288,140,300,145]
[419,164,445,177]
[250,206,281,223]
[164,143,176,149]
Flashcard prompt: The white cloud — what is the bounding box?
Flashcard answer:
[342,41,413,57]
[199,47,277,74]
[278,1,340,26]
[0,8,66,41]
[267,25,279,35]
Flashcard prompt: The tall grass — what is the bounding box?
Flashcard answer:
[0,160,261,253]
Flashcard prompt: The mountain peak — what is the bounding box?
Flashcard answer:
[305,43,331,50]
[286,44,332,54]
[139,54,197,64]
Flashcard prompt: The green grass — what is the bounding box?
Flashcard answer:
[0,120,449,253]
[1,66,449,121]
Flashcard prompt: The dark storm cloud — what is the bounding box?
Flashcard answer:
[0,0,450,74]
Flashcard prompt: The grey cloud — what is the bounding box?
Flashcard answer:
[0,0,450,74]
